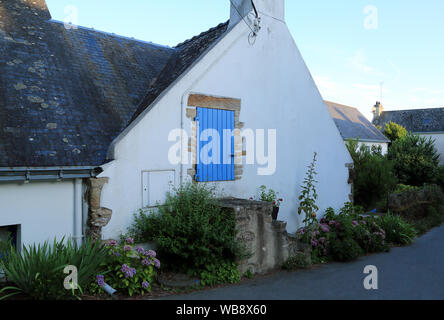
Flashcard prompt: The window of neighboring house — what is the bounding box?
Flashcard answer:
[0,225,19,262]
[195,107,235,182]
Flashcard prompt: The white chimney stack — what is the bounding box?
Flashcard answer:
[229,0,285,28]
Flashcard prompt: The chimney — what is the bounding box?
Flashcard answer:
[372,101,384,121]
[229,0,285,28]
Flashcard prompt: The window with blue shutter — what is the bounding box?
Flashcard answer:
[195,107,235,182]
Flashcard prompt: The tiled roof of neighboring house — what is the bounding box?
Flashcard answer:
[325,101,390,143]
[373,108,444,133]
[0,0,228,167]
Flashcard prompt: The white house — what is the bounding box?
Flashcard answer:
[0,0,352,247]
[325,101,390,154]
[372,102,444,164]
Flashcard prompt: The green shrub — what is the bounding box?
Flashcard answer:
[89,238,158,297]
[330,238,363,262]
[197,262,240,287]
[283,253,311,270]
[393,184,421,194]
[0,238,107,300]
[297,204,389,263]
[353,217,389,253]
[347,140,397,209]
[127,183,243,273]
[378,213,417,245]
[388,133,440,186]
[383,121,408,142]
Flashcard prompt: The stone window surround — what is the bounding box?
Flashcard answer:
[186,93,245,181]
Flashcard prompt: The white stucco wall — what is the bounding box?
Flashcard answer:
[99,15,352,238]
[0,180,75,247]
[418,133,444,165]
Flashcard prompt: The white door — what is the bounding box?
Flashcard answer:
[142,170,175,207]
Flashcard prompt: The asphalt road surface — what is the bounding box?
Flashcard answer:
[163,224,444,300]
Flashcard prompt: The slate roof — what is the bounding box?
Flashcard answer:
[130,21,229,122]
[325,101,390,143]
[0,0,228,167]
[373,108,444,133]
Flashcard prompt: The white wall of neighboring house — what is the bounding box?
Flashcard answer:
[0,180,77,247]
[418,133,444,164]
[99,14,353,239]
[358,141,389,155]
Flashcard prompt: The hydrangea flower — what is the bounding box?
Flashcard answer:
[124,245,132,252]
[106,240,117,247]
[153,258,161,269]
[145,250,156,258]
[136,247,145,254]
[352,221,358,226]
[320,224,330,233]
[121,264,137,278]
[142,281,150,289]
[113,251,120,257]
[125,237,134,244]
[311,239,318,247]
[96,275,105,287]
[142,257,152,266]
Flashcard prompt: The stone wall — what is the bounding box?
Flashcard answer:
[85,178,112,240]
[218,198,310,275]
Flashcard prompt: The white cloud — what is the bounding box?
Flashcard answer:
[349,49,379,76]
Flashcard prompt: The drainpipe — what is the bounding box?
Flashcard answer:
[73,178,83,246]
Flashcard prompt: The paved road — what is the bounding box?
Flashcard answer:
[163,224,444,300]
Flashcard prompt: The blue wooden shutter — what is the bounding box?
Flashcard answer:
[196,108,235,182]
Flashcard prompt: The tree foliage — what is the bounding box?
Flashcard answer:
[383,121,408,142]
[387,133,440,186]
[347,139,397,209]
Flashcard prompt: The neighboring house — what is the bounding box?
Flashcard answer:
[0,0,352,246]
[325,101,390,154]
[372,102,444,164]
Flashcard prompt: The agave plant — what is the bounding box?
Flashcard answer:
[0,237,107,300]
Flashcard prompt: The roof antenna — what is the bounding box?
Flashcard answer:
[229,0,261,45]
[251,0,259,18]
[380,81,384,102]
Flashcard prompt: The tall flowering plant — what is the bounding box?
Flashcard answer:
[90,238,160,297]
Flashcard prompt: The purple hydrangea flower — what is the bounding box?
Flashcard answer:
[121,264,137,278]
[96,275,105,287]
[136,247,145,254]
[125,237,134,244]
[142,281,150,289]
[145,250,156,258]
[153,258,161,269]
[113,251,120,257]
[106,240,117,247]
[124,245,132,252]
[320,224,330,233]
[142,257,151,266]
[311,239,318,247]
[352,221,358,226]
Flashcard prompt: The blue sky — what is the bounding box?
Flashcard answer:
[46,0,444,120]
